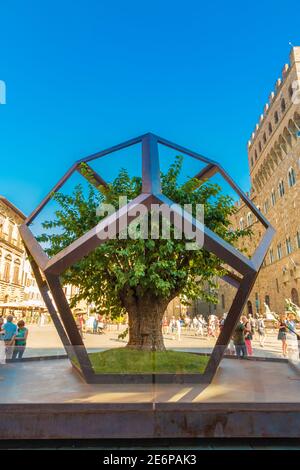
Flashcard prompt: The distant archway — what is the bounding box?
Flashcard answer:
[291,288,299,307]
[247,300,253,316]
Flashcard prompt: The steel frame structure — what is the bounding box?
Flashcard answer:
[19,133,275,384]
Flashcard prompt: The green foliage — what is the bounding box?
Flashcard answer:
[38,157,250,317]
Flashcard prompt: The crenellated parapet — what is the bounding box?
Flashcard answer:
[248,47,300,176]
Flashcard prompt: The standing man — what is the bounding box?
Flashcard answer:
[3,315,17,360]
[233,316,248,358]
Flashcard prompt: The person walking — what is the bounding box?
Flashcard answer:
[169,316,176,339]
[244,317,253,356]
[277,313,288,357]
[162,317,168,335]
[233,316,248,358]
[176,318,182,341]
[257,316,266,347]
[286,313,299,361]
[249,314,257,340]
[12,320,28,360]
[93,316,98,334]
[3,315,17,360]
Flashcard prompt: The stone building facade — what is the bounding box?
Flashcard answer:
[216,46,300,317]
[0,196,42,313]
[0,196,87,317]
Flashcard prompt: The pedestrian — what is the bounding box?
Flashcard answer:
[277,313,288,357]
[192,316,199,334]
[3,315,17,360]
[162,317,168,335]
[93,316,98,334]
[176,318,182,341]
[208,315,216,337]
[249,314,257,340]
[0,317,6,364]
[169,316,176,338]
[12,320,28,360]
[233,316,248,358]
[286,313,299,361]
[197,315,206,337]
[244,317,253,356]
[75,314,83,338]
[220,313,227,331]
[39,312,46,327]
[257,315,266,347]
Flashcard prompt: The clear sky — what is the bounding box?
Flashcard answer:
[1,0,299,216]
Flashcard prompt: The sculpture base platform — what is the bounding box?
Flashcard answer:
[1,357,300,439]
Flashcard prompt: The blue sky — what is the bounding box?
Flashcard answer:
[1,0,299,216]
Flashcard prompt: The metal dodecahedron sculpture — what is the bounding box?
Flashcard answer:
[19,133,275,384]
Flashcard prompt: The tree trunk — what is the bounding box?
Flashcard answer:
[122,291,169,351]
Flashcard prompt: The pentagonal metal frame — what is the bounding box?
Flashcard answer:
[19,133,275,384]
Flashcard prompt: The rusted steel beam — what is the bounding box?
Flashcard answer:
[194,163,218,181]
[155,133,271,229]
[221,269,242,289]
[156,134,216,165]
[76,163,108,188]
[204,271,258,381]
[25,250,72,355]
[217,165,271,229]
[25,163,78,225]
[44,193,155,276]
[142,133,161,194]
[251,226,275,271]
[19,224,49,270]
[153,193,256,277]
[44,273,93,381]
[77,134,145,164]
[19,133,275,385]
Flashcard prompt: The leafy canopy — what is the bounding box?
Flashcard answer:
[38,157,249,316]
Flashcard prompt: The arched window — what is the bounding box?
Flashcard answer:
[271,189,276,206]
[251,157,254,167]
[13,259,21,284]
[255,149,258,161]
[286,237,292,254]
[281,98,286,113]
[269,248,274,263]
[289,84,293,99]
[268,122,272,134]
[265,295,270,307]
[263,132,267,144]
[274,111,279,124]
[7,222,13,243]
[297,231,300,249]
[247,212,253,226]
[277,243,282,259]
[278,179,285,197]
[259,141,262,152]
[239,218,244,230]
[3,254,12,282]
[288,167,296,187]
[221,294,225,309]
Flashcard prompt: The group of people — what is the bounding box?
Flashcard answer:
[0,315,28,364]
[232,312,298,358]
[163,314,221,340]
[277,312,298,358]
